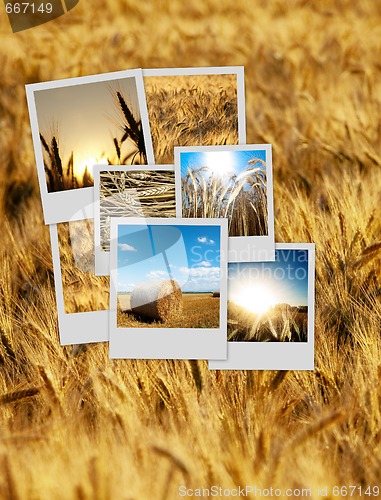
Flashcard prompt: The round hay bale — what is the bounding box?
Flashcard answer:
[130,279,183,322]
[212,291,220,298]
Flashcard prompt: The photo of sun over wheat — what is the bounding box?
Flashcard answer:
[144,74,239,163]
[180,149,268,236]
[35,77,147,192]
[99,169,176,252]
[58,220,110,313]
[1,1,381,498]
[117,224,221,329]
[228,250,309,342]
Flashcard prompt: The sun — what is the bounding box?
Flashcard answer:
[205,151,235,179]
[75,155,108,179]
[231,284,277,315]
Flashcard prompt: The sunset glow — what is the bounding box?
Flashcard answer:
[75,155,108,179]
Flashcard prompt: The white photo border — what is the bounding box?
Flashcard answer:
[93,164,180,276]
[143,66,246,145]
[208,243,315,370]
[175,144,275,262]
[109,217,228,360]
[26,69,155,225]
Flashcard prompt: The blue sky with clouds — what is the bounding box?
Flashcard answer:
[179,149,267,180]
[228,250,309,306]
[117,224,221,293]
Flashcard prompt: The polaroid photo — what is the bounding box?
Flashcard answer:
[175,144,275,262]
[209,243,315,370]
[93,164,179,276]
[143,66,246,164]
[26,69,155,224]
[50,202,110,345]
[109,218,228,359]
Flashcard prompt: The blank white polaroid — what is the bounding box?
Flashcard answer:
[109,217,228,360]
[143,67,246,163]
[49,203,110,345]
[26,69,155,225]
[93,164,179,276]
[175,144,275,262]
[209,243,315,370]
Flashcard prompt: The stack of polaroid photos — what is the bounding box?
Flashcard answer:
[26,67,315,370]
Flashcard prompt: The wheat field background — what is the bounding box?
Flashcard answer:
[0,1,381,498]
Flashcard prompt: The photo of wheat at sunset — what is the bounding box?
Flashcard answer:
[32,75,148,192]
[116,223,222,329]
[228,249,309,342]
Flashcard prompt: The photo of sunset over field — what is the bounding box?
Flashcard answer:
[33,76,148,192]
[228,249,309,342]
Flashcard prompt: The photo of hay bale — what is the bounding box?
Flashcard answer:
[144,73,240,164]
[99,169,175,252]
[116,223,222,329]
[179,148,268,237]
[129,279,183,321]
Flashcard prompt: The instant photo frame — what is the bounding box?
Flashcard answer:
[143,66,246,150]
[49,201,109,345]
[109,217,228,360]
[26,69,154,224]
[175,144,275,262]
[209,243,315,370]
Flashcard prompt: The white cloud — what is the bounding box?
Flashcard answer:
[198,261,211,267]
[119,282,135,289]
[197,236,215,245]
[180,266,220,278]
[146,270,168,279]
[118,243,137,252]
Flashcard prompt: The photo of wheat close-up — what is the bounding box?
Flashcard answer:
[98,168,176,252]
[228,249,309,342]
[58,219,110,313]
[115,222,222,329]
[1,0,381,498]
[178,147,269,237]
[32,75,148,192]
[144,71,241,163]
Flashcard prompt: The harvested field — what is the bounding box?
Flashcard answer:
[118,292,220,328]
